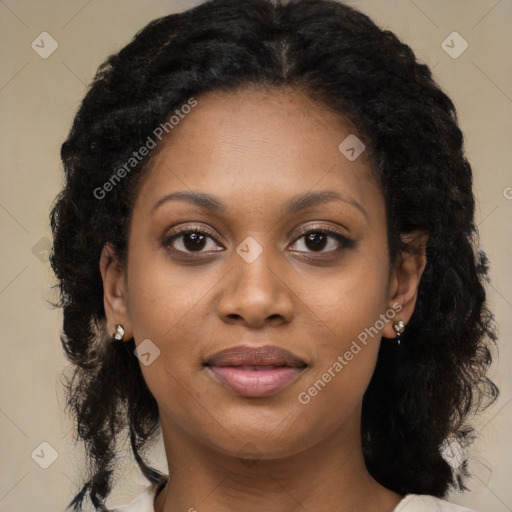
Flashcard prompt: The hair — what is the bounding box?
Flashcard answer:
[49,0,498,509]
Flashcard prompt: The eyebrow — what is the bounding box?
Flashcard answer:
[151,189,368,218]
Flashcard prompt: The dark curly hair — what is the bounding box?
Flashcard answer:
[49,0,499,509]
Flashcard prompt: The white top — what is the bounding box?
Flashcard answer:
[108,483,479,512]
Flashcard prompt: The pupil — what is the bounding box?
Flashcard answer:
[306,232,326,251]
[184,233,206,251]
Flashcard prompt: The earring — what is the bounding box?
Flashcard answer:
[113,324,125,341]
[393,319,405,345]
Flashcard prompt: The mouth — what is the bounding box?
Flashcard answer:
[204,345,307,398]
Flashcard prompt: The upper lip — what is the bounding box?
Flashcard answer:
[205,345,306,368]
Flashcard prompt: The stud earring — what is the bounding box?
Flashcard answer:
[113,324,125,341]
[393,319,405,345]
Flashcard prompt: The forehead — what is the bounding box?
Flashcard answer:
[133,86,382,220]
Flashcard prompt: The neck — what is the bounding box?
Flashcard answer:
[154,411,402,512]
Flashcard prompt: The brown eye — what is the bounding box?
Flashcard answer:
[181,232,207,251]
[164,227,224,255]
[304,232,328,251]
[289,228,353,254]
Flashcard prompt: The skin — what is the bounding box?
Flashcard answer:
[100,86,427,512]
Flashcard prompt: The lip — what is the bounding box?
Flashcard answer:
[205,345,307,398]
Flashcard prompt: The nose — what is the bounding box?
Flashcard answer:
[217,249,295,328]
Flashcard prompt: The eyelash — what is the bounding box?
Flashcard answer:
[162,224,353,259]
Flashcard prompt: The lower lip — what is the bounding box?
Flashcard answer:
[207,365,304,397]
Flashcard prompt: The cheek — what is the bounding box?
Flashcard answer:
[295,301,385,437]
[124,256,211,389]
[296,251,390,408]
[310,257,390,346]
[126,250,214,341]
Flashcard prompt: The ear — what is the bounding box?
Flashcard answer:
[99,243,133,341]
[382,231,428,339]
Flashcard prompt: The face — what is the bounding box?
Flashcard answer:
[101,86,424,461]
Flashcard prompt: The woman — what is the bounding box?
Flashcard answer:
[49,0,498,510]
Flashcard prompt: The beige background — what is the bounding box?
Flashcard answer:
[0,1,510,511]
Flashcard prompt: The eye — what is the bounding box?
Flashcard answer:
[163,225,224,255]
[163,224,353,259]
[288,226,352,254]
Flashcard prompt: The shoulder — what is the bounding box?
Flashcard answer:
[394,494,480,512]
[106,482,162,512]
